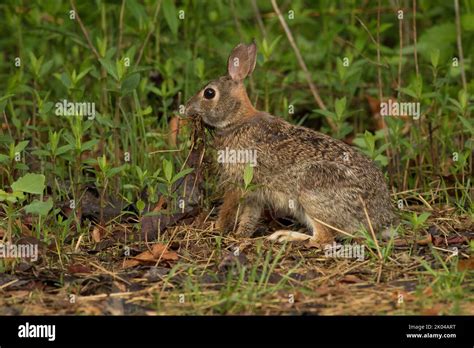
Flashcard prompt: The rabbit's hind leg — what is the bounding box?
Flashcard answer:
[304,215,335,246]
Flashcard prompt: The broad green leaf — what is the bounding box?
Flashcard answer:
[24,197,53,216]
[11,173,45,194]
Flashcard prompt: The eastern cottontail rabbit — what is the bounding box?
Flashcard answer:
[185,42,396,244]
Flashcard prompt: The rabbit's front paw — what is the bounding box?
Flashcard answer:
[215,215,236,234]
[234,223,256,238]
[267,230,311,243]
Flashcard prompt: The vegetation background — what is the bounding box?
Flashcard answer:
[0,0,472,315]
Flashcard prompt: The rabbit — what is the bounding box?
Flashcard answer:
[185,42,397,245]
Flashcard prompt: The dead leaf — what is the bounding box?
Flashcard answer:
[168,116,187,147]
[447,235,468,245]
[458,258,474,271]
[416,234,432,245]
[422,287,433,296]
[91,226,103,243]
[340,274,363,283]
[422,303,444,315]
[67,263,92,274]
[433,235,468,247]
[122,243,179,269]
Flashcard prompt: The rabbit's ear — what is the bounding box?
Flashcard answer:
[227,42,257,81]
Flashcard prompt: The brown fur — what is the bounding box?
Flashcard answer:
[186,42,397,243]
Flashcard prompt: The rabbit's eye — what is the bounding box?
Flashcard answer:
[204,88,216,99]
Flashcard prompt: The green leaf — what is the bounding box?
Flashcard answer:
[31,149,51,157]
[416,212,431,226]
[56,144,74,156]
[243,164,253,189]
[0,94,15,103]
[126,0,147,22]
[75,67,92,83]
[334,97,346,119]
[461,14,474,31]
[0,189,10,202]
[60,72,71,89]
[11,173,45,194]
[399,87,418,99]
[15,140,29,153]
[458,116,474,136]
[121,73,140,95]
[194,58,204,79]
[163,159,173,183]
[24,197,53,216]
[142,105,153,115]
[82,139,99,152]
[136,199,146,212]
[99,58,119,81]
[430,49,440,68]
[313,109,335,119]
[107,166,126,178]
[163,0,178,36]
[418,23,456,63]
[171,168,194,185]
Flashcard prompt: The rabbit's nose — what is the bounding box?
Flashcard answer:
[184,101,198,119]
[184,104,191,118]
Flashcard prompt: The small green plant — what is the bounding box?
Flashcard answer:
[419,246,466,303]
[157,158,193,212]
[406,212,431,231]
[353,130,389,168]
[0,173,52,241]
[314,97,353,140]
